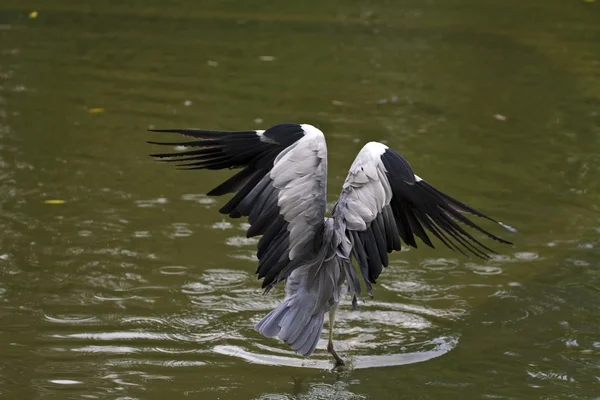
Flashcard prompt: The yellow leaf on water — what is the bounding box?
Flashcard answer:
[44,199,65,205]
[29,11,38,19]
[87,107,104,114]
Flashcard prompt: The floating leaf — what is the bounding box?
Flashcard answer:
[259,56,276,62]
[87,107,104,114]
[29,11,38,19]
[44,199,65,205]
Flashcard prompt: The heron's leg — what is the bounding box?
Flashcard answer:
[327,306,344,367]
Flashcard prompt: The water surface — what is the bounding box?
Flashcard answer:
[0,1,599,398]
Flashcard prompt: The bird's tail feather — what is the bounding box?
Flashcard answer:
[255,294,325,356]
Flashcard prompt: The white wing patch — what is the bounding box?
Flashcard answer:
[338,142,391,231]
[300,124,325,140]
[270,125,328,259]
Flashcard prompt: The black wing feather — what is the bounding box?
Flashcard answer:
[336,143,515,297]
[148,123,315,289]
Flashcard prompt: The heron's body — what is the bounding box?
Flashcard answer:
[149,123,515,367]
[257,218,346,359]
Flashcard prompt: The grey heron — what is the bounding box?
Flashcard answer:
[148,123,515,367]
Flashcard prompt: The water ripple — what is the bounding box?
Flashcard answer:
[200,268,250,287]
[465,263,503,275]
[158,265,189,275]
[214,334,457,370]
[166,222,194,238]
[44,314,99,324]
[134,197,168,208]
[181,193,216,205]
[225,236,259,247]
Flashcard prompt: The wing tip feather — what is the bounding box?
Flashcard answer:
[498,221,518,233]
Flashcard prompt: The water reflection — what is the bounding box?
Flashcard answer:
[256,379,366,400]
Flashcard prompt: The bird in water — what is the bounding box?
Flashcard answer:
[148,123,515,367]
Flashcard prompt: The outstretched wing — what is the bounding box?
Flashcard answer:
[332,141,515,296]
[149,123,328,290]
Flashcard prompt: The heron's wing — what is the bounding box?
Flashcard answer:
[149,123,328,290]
[332,142,515,296]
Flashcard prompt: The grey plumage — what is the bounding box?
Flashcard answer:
[149,123,515,365]
[256,219,344,356]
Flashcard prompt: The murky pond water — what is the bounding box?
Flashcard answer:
[1,1,599,398]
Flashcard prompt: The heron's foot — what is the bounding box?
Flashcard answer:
[332,357,345,369]
[327,341,345,369]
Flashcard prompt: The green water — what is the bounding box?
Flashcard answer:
[0,1,599,398]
